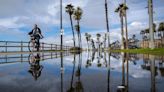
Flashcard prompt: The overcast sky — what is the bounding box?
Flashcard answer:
[0,0,164,47]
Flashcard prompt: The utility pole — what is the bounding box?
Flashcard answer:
[105,0,110,50]
[123,0,129,49]
[148,0,155,49]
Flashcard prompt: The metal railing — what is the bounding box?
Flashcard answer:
[0,41,72,52]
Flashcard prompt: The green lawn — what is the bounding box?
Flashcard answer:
[110,48,164,55]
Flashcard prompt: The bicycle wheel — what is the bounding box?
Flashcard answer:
[28,41,37,52]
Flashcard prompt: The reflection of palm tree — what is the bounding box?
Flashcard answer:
[75,54,84,92]
[67,54,76,92]
[28,53,43,80]
[65,4,76,47]
[96,33,101,51]
[117,53,128,92]
[91,51,96,62]
[86,50,92,68]
[97,52,103,67]
[107,52,111,92]
[74,7,83,48]
[91,39,96,50]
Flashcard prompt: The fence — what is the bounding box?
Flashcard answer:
[0,51,71,65]
[0,41,72,52]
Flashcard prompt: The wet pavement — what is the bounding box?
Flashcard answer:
[0,51,164,92]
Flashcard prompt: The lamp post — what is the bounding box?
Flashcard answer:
[60,0,64,92]
[60,0,63,50]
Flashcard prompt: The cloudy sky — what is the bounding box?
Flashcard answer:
[0,0,164,47]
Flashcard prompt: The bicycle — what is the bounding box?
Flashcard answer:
[28,35,40,52]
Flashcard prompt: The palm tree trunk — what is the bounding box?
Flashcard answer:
[87,41,89,51]
[148,0,155,49]
[70,15,76,47]
[125,15,128,49]
[162,30,164,47]
[77,32,80,48]
[77,20,82,48]
[124,0,128,50]
[121,15,125,49]
[105,0,110,49]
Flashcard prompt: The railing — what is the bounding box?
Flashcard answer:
[0,41,72,52]
[0,51,71,65]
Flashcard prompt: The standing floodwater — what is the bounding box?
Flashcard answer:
[0,51,164,92]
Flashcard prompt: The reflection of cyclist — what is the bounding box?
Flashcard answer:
[28,24,43,49]
[28,53,43,80]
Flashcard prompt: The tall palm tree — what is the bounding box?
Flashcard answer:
[105,0,110,49]
[65,4,76,47]
[158,22,164,47]
[123,3,129,50]
[115,4,128,49]
[74,7,83,48]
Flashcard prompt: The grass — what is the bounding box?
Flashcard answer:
[110,48,164,55]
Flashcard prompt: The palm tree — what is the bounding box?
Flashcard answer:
[105,0,110,49]
[122,2,129,50]
[115,4,128,49]
[74,7,83,48]
[158,22,164,47]
[140,30,145,48]
[96,33,101,51]
[103,33,107,49]
[85,33,89,50]
[144,23,156,48]
[65,4,76,47]
[88,34,91,50]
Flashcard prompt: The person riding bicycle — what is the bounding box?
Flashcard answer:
[28,24,43,49]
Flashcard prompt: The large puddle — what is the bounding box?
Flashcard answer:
[0,51,164,92]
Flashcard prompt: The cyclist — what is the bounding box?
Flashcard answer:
[28,24,43,50]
